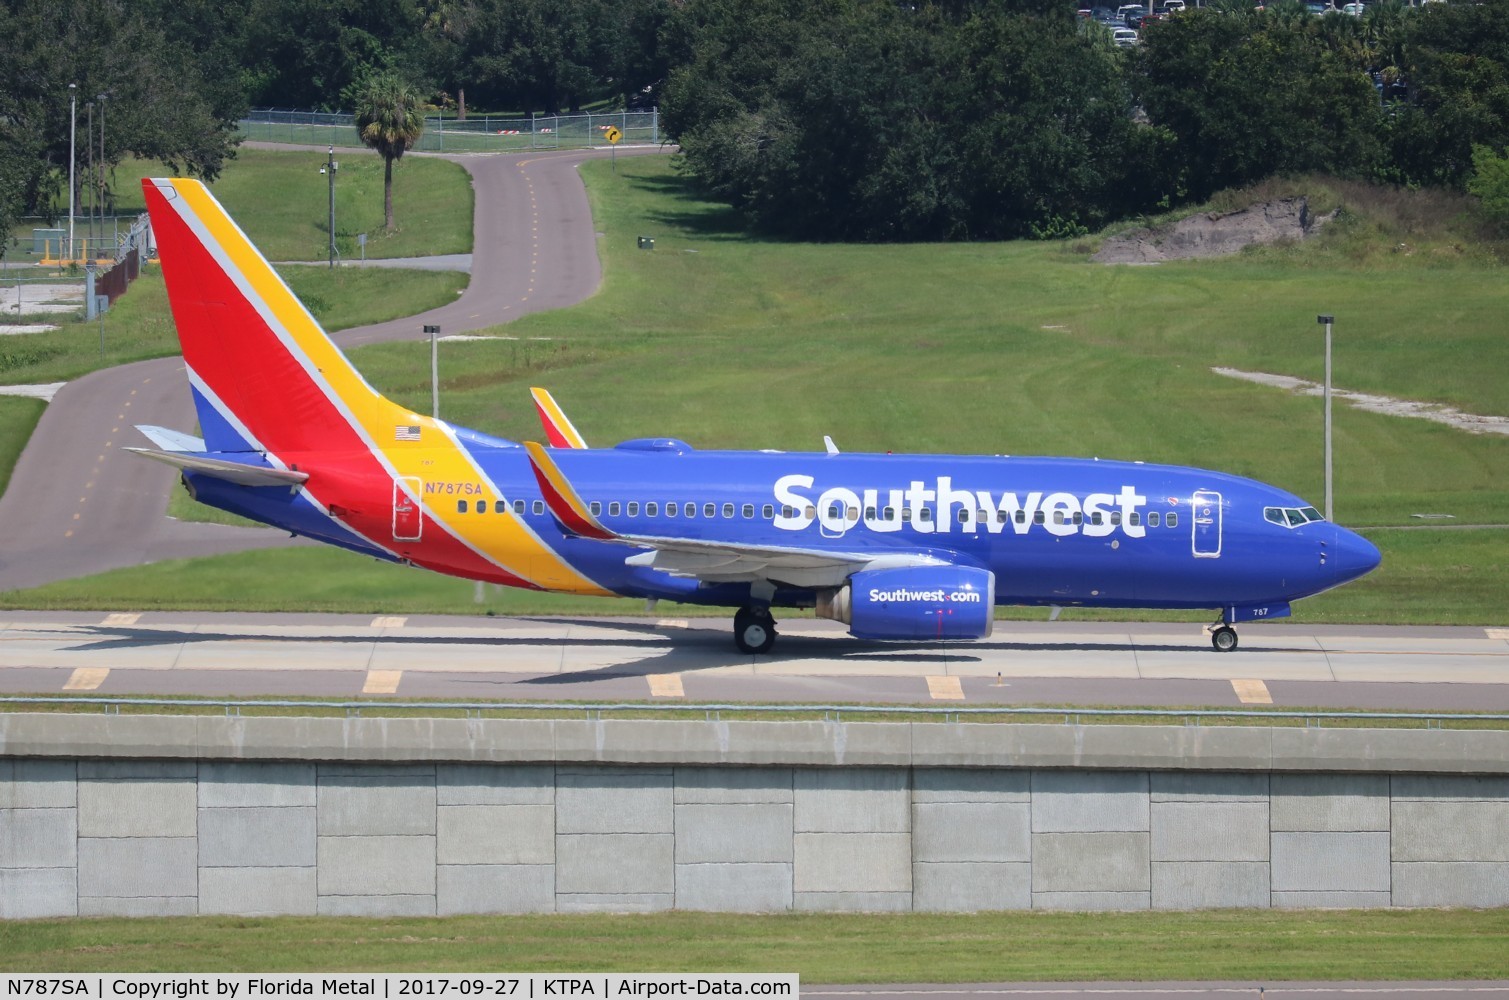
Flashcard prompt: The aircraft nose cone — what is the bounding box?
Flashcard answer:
[1332,525,1381,584]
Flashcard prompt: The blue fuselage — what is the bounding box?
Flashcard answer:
[189,440,1382,617]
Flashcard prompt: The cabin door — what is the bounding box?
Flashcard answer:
[1191,489,1222,558]
[393,477,423,541]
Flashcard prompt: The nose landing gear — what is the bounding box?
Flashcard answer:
[1208,622,1239,652]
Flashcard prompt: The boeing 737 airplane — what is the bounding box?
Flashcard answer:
[131,178,1381,654]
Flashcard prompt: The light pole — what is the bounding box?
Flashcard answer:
[1317,314,1334,521]
[319,146,338,268]
[67,83,76,260]
[96,93,108,254]
[425,324,441,418]
[84,100,93,257]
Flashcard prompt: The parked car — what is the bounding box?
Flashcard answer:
[1112,26,1140,46]
[1117,3,1146,23]
[1342,2,1365,13]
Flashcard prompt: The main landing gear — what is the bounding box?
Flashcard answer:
[734,605,777,655]
[1208,621,1239,652]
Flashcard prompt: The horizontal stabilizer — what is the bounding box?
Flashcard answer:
[125,447,310,487]
[134,425,206,452]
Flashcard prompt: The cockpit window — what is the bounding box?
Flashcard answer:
[1266,505,1327,529]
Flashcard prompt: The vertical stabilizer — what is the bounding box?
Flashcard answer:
[143,178,395,456]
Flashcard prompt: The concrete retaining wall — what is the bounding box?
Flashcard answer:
[3,715,1508,916]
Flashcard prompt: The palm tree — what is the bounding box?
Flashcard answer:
[352,74,426,231]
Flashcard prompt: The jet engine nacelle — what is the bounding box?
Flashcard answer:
[816,565,996,641]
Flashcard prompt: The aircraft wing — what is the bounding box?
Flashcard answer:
[524,441,941,588]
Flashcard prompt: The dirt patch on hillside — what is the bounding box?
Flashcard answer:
[1094,197,1334,263]
[1212,367,1509,436]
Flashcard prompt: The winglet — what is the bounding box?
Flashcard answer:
[531,387,589,449]
[524,441,616,540]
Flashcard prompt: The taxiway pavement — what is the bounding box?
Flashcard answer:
[1,614,1505,711]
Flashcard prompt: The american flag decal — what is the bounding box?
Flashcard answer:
[396,425,421,441]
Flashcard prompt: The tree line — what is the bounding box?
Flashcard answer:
[663,0,1509,240]
[2,0,1507,251]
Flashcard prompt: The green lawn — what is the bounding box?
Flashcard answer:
[109,147,474,260]
[2,910,1507,978]
[2,155,1507,623]
[0,393,44,497]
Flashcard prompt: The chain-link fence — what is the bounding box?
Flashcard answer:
[240,108,660,153]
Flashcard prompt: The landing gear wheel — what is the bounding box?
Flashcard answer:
[1211,625,1238,652]
[733,607,777,655]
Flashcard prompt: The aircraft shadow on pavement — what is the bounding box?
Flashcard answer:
[63,621,1320,686]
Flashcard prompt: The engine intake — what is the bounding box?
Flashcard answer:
[816,565,996,641]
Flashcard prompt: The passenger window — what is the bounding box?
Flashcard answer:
[590,501,602,516]
[628,502,640,516]
[902,508,913,522]
[1148,511,1160,527]
[803,505,815,519]
[1053,511,1065,525]
[1090,511,1103,526]
[1129,512,1140,526]
[847,507,859,523]
[743,504,754,518]
[1015,511,1026,524]
[1167,512,1179,528]
[1072,511,1083,526]
[1034,511,1046,525]
[781,505,794,518]
[884,506,896,520]
[1111,511,1122,526]
[477,500,488,513]
[997,511,1008,524]
[666,502,678,517]
[723,502,734,518]
[763,504,774,518]
[458,500,468,513]
[532,501,544,515]
[646,502,658,517]
[514,500,526,515]
[684,502,696,518]
[865,506,877,520]
[609,502,621,516]
[957,510,970,524]
[828,503,842,520]
[920,508,933,522]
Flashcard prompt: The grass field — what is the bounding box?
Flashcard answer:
[2,910,1507,977]
[108,148,474,261]
[3,156,1506,624]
